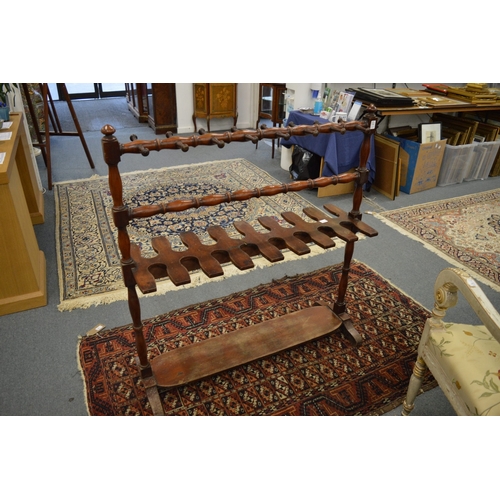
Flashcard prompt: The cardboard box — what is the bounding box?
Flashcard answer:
[373,134,401,200]
[393,137,446,194]
[317,167,356,197]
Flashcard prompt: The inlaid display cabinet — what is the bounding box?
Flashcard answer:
[192,83,238,132]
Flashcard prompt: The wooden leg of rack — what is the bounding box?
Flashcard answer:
[316,300,362,346]
[127,285,151,378]
[331,240,363,345]
[128,284,163,414]
[334,240,355,316]
[337,312,362,346]
[143,375,164,416]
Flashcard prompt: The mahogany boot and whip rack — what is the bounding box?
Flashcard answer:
[101,105,379,415]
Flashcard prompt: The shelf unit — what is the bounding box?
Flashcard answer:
[0,113,47,315]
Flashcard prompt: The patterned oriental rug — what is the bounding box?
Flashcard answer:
[54,159,344,311]
[375,189,500,292]
[77,261,434,416]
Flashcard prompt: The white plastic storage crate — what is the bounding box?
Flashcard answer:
[464,141,500,181]
[437,143,475,186]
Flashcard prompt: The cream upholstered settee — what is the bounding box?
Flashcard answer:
[402,268,500,416]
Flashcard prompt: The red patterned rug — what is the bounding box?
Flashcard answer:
[78,261,434,416]
[375,189,500,291]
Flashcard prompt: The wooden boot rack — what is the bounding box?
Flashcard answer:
[101,105,379,415]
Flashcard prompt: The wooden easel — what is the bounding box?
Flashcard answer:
[22,83,95,190]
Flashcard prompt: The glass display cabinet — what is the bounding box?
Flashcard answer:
[256,83,287,158]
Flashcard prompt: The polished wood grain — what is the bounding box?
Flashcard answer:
[151,305,342,388]
[101,106,379,414]
[192,83,238,132]
[125,83,177,134]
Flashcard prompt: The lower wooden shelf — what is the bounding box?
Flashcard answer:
[151,305,342,388]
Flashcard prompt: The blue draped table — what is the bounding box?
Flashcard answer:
[281,111,376,186]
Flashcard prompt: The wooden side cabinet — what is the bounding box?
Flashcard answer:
[192,83,238,132]
[146,83,178,135]
[125,83,178,134]
[125,83,148,122]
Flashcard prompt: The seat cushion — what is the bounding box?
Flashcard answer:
[428,323,500,415]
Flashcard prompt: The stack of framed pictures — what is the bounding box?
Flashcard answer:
[348,88,414,107]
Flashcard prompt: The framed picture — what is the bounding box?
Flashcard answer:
[359,88,402,98]
[351,87,414,107]
[418,122,441,143]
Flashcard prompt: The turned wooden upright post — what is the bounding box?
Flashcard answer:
[101,125,151,377]
[334,108,378,316]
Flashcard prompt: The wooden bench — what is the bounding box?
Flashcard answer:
[101,106,379,415]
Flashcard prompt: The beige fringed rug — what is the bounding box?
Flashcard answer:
[55,158,347,311]
[374,188,500,291]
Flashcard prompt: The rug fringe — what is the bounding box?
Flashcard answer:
[374,212,500,293]
[75,336,91,416]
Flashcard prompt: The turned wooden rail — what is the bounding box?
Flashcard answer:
[101,105,379,415]
[128,171,358,220]
[106,106,377,158]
